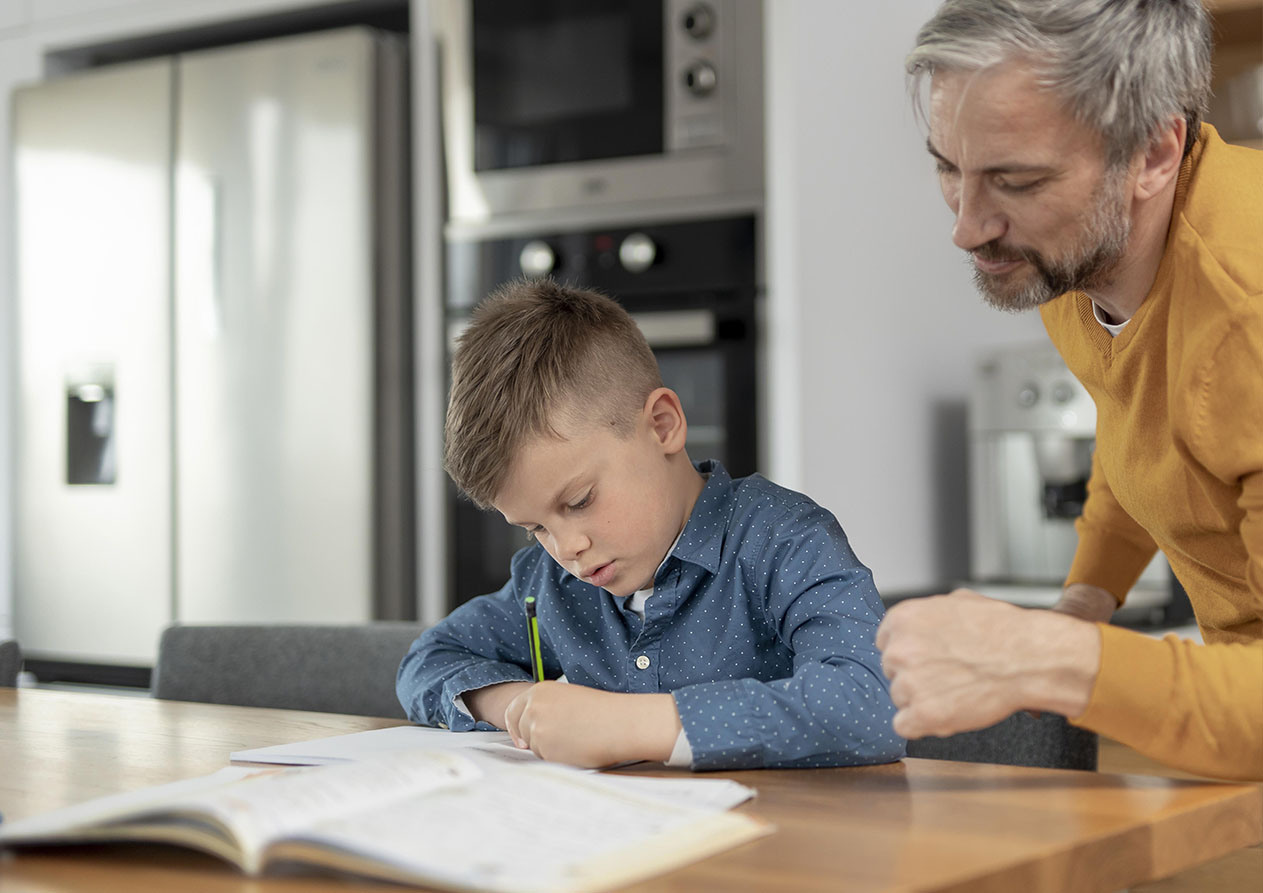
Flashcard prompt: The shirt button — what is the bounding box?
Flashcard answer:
[635,655,651,670]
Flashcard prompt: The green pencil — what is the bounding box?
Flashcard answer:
[524,596,545,683]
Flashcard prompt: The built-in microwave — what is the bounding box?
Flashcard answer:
[436,0,764,222]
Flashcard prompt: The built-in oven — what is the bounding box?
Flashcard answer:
[445,213,759,607]
[435,0,764,221]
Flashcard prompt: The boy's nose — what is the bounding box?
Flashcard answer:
[553,527,590,562]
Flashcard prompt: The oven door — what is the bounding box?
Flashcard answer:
[470,0,664,171]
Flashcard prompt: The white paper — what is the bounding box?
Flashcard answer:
[230,724,533,766]
[0,767,257,840]
[288,760,764,893]
[0,749,767,891]
[582,774,756,811]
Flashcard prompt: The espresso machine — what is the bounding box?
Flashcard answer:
[967,344,1188,625]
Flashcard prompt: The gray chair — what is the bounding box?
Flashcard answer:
[0,639,21,688]
[152,623,423,719]
[905,712,1098,770]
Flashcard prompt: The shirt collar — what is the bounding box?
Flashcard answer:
[668,459,732,576]
[1090,299,1130,336]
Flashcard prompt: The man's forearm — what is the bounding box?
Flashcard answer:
[1052,583,1119,623]
[1018,610,1103,718]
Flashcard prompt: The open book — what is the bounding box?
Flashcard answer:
[0,750,770,892]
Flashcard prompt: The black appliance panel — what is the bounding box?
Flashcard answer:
[473,0,664,170]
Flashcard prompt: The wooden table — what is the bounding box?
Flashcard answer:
[1097,738,1263,892]
[0,688,1259,892]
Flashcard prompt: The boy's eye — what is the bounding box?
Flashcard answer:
[568,492,592,511]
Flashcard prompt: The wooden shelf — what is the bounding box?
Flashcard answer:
[1206,0,1262,13]
[1206,0,1262,146]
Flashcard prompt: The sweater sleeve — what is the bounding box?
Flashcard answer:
[1073,323,1263,781]
[1066,448,1159,603]
[1072,625,1263,780]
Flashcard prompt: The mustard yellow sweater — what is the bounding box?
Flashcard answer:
[1040,125,1263,780]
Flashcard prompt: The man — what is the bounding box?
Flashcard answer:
[876,0,1263,780]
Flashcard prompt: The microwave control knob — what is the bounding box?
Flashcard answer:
[619,233,657,273]
[684,61,718,96]
[519,240,556,278]
[682,3,715,40]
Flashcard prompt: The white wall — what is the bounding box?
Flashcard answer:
[764,1,1046,594]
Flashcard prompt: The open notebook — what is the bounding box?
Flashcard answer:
[0,749,769,892]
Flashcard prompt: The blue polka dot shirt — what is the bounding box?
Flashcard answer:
[397,460,906,770]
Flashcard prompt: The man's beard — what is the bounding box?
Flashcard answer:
[971,169,1132,313]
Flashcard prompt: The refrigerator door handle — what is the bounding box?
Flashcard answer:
[176,167,224,336]
[210,175,223,330]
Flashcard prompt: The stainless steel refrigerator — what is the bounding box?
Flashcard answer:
[12,28,414,680]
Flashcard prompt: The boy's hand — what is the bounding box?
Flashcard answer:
[503,682,682,768]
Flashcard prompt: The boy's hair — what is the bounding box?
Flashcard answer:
[444,278,664,509]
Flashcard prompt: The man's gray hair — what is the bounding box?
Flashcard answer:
[907,0,1212,166]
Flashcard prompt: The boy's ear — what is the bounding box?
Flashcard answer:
[643,387,688,455]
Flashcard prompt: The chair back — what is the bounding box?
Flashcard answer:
[905,712,1098,770]
[0,639,21,688]
[152,623,422,718]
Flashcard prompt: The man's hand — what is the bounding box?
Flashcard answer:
[503,682,682,768]
[1051,583,1119,623]
[875,589,1102,740]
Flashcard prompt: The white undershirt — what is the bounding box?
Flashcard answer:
[1091,299,1131,337]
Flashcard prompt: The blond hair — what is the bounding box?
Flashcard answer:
[444,278,663,508]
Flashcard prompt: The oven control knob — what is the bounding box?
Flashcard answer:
[682,3,715,40]
[683,61,718,96]
[519,240,556,278]
[618,233,657,273]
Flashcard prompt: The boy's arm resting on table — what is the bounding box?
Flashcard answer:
[396,578,536,731]
[673,504,906,771]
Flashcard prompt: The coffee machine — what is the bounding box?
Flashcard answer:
[968,344,1184,623]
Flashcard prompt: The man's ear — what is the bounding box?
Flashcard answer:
[1133,116,1186,201]
[643,387,688,455]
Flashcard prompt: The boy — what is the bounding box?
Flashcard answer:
[397,279,904,770]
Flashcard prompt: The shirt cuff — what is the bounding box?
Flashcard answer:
[665,728,693,768]
[1071,623,1167,738]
